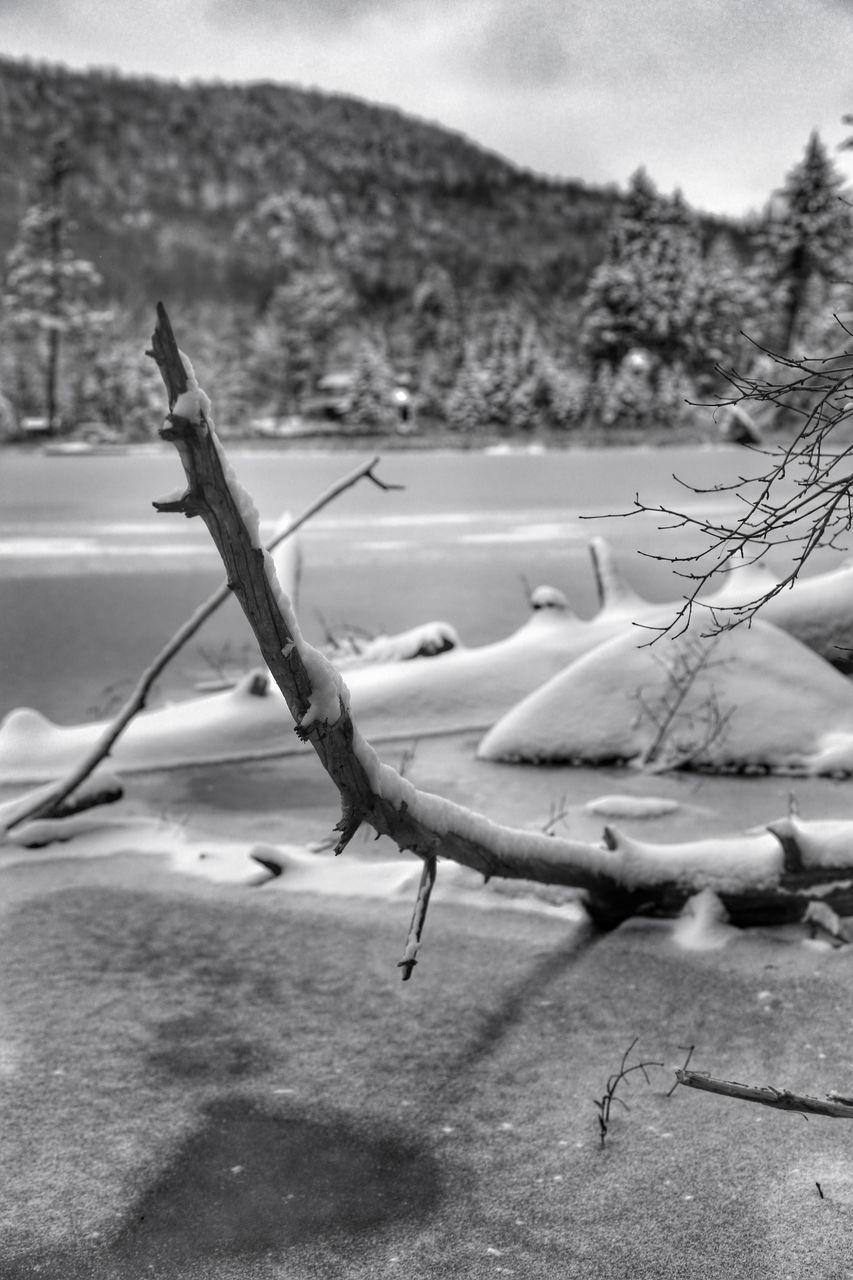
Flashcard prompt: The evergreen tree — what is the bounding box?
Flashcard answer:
[579,171,754,410]
[579,173,706,371]
[445,347,491,432]
[758,132,853,356]
[2,133,110,432]
[347,339,397,431]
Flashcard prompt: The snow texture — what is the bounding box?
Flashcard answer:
[599,825,783,894]
[584,794,680,818]
[671,888,737,950]
[479,615,853,776]
[335,621,461,666]
[0,601,651,781]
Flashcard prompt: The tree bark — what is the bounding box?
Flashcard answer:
[676,1069,853,1119]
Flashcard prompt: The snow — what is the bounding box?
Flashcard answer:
[766,816,853,869]
[479,615,853,776]
[336,621,461,665]
[599,825,783,894]
[584,794,680,818]
[690,555,853,666]
[672,888,737,950]
[0,593,650,782]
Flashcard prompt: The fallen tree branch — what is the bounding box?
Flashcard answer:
[144,305,853,960]
[147,306,629,897]
[676,1069,853,1119]
[3,445,399,835]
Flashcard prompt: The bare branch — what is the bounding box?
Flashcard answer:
[139,307,853,946]
[677,1069,853,1119]
[3,448,402,834]
[591,337,853,640]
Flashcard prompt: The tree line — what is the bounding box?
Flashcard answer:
[0,59,850,441]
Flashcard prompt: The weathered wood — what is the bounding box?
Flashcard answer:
[145,305,853,932]
[148,305,625,897]
[677,1069,853,1119]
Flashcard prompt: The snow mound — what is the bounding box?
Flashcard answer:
[672,888,736,950]
[707,559,853,665]
[336,620,461,666]
[584,794,680,818]
[0,602,649,783]
[479,617,853,776]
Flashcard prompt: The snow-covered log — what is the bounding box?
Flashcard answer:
[146,306,853,931]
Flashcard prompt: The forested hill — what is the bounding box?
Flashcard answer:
[0,56,620,310]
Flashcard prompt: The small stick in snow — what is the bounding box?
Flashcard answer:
[666,1044,695,1097]
[398,855,437,981]
[676,1069,853,1118]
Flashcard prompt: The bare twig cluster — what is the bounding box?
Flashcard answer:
[612,334,853,637]
[594,1038,663,1148]
[634,633,734,770]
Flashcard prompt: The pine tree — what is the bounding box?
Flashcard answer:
[2,133,110,432]
[445,347,491,432]
[758,132,853,356]
[579,173,707,371]
[578,172,756,415]
[347,339,397,431]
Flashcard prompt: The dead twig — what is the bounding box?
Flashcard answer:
[397,855,437,980]
[676,1068,853,1118]
[595,1038,663,1148]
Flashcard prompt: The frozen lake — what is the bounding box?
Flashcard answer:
[0,444,819,721]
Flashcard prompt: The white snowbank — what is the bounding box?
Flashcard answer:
[584,794,680,818]
[479,616,853,776]
[0,808,586,919]
[335,620,461,666]
[0,600,648,782]
[671,888,737,950]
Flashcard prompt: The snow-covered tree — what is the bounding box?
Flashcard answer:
[445,346,491,432]
[248,269,356,417]
[346,339,398,431]
[2,134,110,432]
[757,132,853,357]
[579,174,707,372]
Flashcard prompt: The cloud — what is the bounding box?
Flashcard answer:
[0,0,851,213]
[206,0,452,33]
[459,0,571,88]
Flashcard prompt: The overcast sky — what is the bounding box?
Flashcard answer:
[1,0,852,216]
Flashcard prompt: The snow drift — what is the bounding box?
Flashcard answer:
[478,616,853,776]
